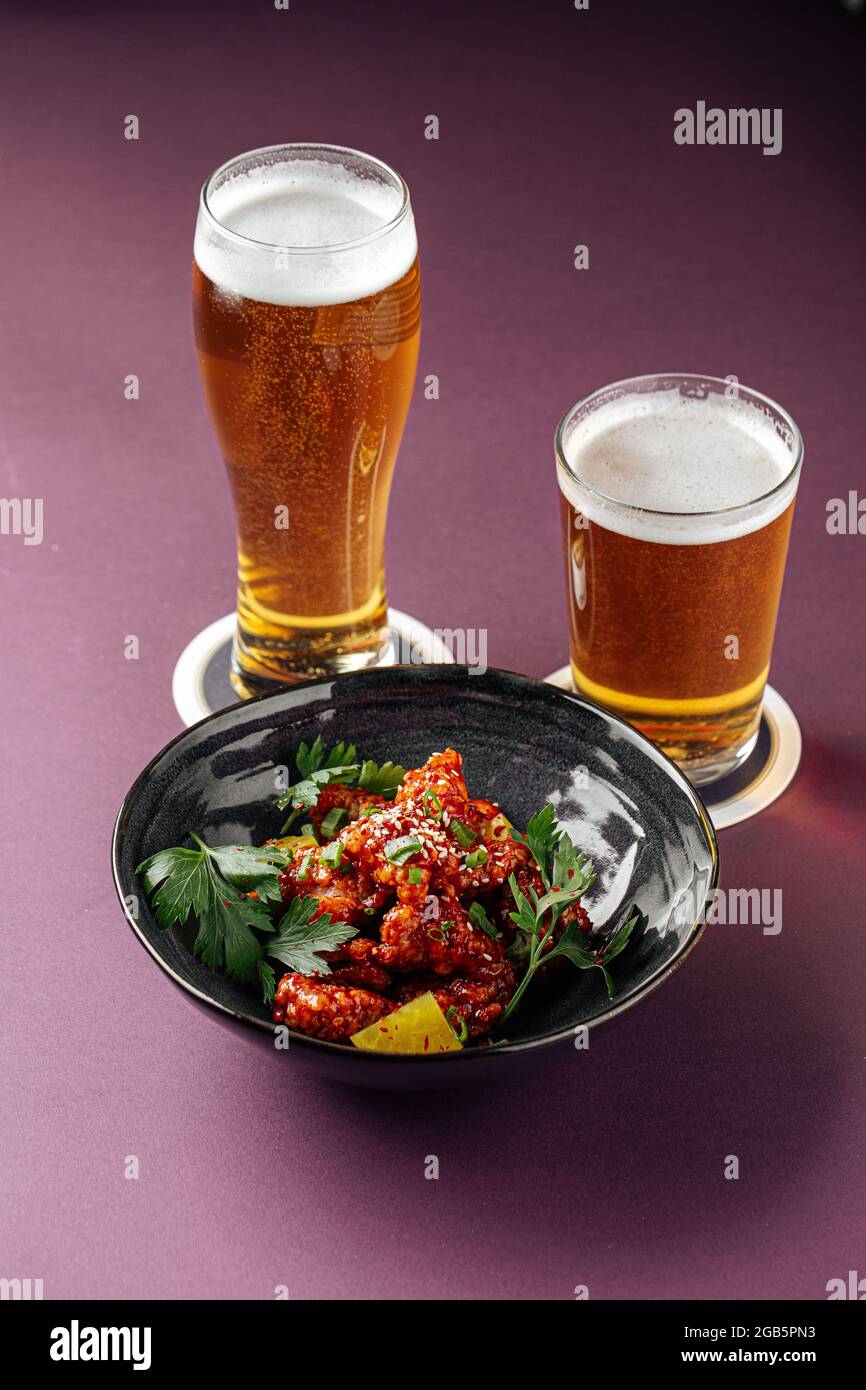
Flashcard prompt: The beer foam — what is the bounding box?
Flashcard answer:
[558,389,799,544]
[194,157,417,307]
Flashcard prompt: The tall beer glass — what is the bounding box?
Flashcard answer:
[556,374,803,784]
[193,144,420,695]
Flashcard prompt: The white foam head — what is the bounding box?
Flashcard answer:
[557,385,801,544]
[194,147,417,307]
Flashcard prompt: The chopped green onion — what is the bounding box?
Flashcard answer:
[445,1006,468,1043]
[469,901,498,938]
[465,846,488,870]
[319,807,348,839]
[295,851,311,881]
[426,920,452,943]
[451,819,476,848]
[385,835,423,865]
[320,841,343,868]
[300,823,315,838]
[423,791,442,820]
[407,866,423,885]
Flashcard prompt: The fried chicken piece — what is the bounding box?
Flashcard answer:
[462,799,518,846]
[327,934,380,964]
[326,961,393,993]
[309,783,386,835]
[279,844,387,923]
[397,959,517,1040]
[377,895,506,977]
[433,794,528,898]
[318,935,393,994]
[447,829,528,898]
[339,753,523,904]
[341,800,462,902]
[279,847,365,923]
[395,747,468,815]
[272,972,394,1041]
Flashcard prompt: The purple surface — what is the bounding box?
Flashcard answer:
[2,0,864,1300]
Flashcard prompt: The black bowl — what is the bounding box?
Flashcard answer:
[112,666,718,1089]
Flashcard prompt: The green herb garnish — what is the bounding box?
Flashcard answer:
[464,845,488,870]
[264,894,358,977]
[450,819,476,848]
[257,959,276,1007]
[319,807,348,839]
[136,835,289,983]
[320,840,344,868]
[357,759,406,798]
[445,1006,468,1043]
[384,835,423,865]
[277,739,359,831]
[497,805,638,1024]
[407,866,423,885]
[468,901,498,939]
[276,739,405,830]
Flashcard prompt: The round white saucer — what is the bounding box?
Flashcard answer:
[543,666,801,831]
[172,610,454,728]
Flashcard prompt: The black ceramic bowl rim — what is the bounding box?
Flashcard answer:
[112,666,720,1068]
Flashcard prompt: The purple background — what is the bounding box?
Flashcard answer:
[2,0,865,1300]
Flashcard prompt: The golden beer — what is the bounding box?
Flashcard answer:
[193,145,420,694]
[556,376,803,784]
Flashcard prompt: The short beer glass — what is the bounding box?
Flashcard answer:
[556,374,803,784]
[193,144,420,695]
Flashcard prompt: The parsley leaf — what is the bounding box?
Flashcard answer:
[191,874,271,981]
[497,807,638,1026]
[276,737,360,826]
[276,741,405,830]
[206,842,290,904]
[296,737,358,778]
[257,960,277,1007]
[534,847,595,920]
[585,906,642,997]
[136,832,359,989]
[265,897,358,975]
[547,907,638,1000]
[357,759,406,798]
[137,847,210,925]
[543,921,596,969]
[136,835,283,983]
[509,804,559,887]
